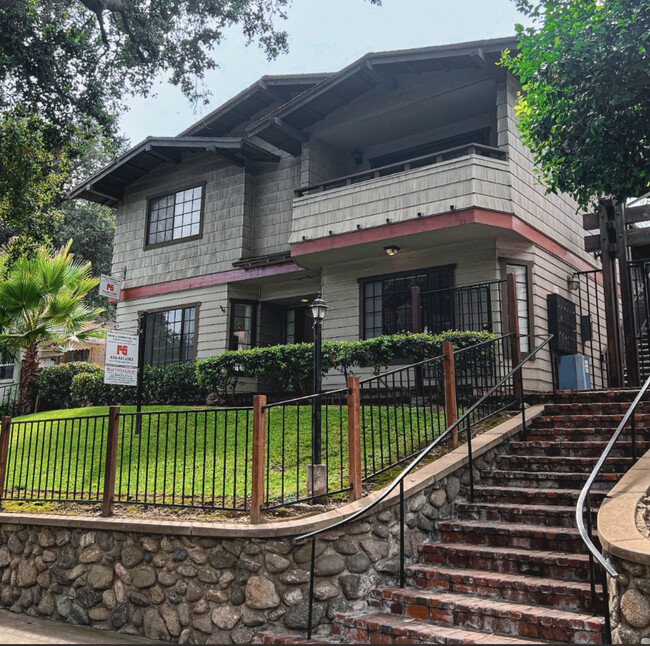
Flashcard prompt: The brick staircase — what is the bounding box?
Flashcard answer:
[255,391,644,645]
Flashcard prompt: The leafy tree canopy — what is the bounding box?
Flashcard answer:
[503,0,650,209]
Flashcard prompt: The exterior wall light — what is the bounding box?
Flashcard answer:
[567,274,580,291]
[384,245,400,256]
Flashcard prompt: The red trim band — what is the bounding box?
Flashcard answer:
[120,261,301,301]
[290,208,598,274]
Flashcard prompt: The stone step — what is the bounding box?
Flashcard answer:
[419,543,592,583]
[367,588,603,643]
[331,611,552,645]
[454,502,593,527]
[533,390,639,404]
[472,485,607,507]
[523,427,637,442]
[481,470,618,490]
[405,564,600,612]
[541,402,650,416]
[530,413,650,429]
[495,454,633,473]
[507,440,645,457]
[252,634,343,645]
[437,520,594,553]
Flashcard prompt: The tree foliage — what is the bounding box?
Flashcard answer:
[503,0,650,209]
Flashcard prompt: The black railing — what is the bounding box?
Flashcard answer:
[296,334,552,639]
[0,381,20,417]
[359,355,446,481]
[294,143,507,197]
[116,407,253,511]
[262,388,351,510]
[631,260,650,382]
[575,378,650,645]
[421,280,506,336]
[2,414,109,503]
[574,269,608,389]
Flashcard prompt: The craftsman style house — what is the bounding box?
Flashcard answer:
[72,38,601,391]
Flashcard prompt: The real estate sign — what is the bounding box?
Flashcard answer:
[104,332,139,386]
[98,274,123,299]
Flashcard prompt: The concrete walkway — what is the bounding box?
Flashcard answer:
[0,610,158,644]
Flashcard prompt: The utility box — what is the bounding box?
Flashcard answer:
[547,294,577,355]
[558,354,591,391]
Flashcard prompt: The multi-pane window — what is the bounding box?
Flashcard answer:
[0,349,14,381]
[284,307,313,345]
[506,264,531,353]
[362,267,453,338]
[230,301,257,351]
[147,186,203,246]
[144,307,196,367]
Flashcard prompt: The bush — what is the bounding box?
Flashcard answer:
[71,361,207,407]
[38,362,103,410]
[196,331,495,397]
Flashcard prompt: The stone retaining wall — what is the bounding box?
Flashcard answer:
[0,413,532,644]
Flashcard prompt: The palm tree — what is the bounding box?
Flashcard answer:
[0,241,103,414]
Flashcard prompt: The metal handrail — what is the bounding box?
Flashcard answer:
[576,374,650,578]
[297,333,552,543]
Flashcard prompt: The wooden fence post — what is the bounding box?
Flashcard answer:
[346,377,362,502]
[0,416,12,502]
[101,406,120,518]
[251,395,267,524]
[507,273,523,403]
[443,342,458,449]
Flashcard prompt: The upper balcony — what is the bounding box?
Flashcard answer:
[289,143,512,246]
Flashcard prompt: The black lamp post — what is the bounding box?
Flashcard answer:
[310,295,328,465]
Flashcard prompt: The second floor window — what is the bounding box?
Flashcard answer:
[147,186,203,247]
[144,306,196,367]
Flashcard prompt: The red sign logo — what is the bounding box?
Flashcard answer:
[117,345,128,356]
[106,283,114,292]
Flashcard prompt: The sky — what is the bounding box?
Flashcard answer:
[118,0,530,145]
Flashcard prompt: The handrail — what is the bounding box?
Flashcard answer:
[296,333,552,543]
[576,373,650,578]
[419,278,506,297]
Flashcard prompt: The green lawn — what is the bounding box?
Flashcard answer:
[4,401,446,511]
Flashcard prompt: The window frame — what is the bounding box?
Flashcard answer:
[144,181,206,251]
[0,349,14,382]
[358,264,455,339]
[229,299,258,351]
[141,303,200,367]
[499,258,535,357]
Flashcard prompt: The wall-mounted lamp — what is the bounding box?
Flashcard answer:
[567,274,580,291]
[384,245,400,256]
[351,148,363,167]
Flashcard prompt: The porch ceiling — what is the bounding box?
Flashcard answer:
[291,221,527,270]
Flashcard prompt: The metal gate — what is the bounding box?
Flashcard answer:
[631,259,650,381]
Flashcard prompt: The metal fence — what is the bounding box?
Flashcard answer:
[262,389,351,510]
[115,408,253,511]
[0,382,20,417]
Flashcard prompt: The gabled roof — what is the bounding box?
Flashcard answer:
[70,137,280,206]
[246,37,518,155]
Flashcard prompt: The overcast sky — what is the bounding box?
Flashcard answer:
[118,0,530,145]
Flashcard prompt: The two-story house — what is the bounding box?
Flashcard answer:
[72,37,603,392]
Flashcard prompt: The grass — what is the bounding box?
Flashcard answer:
[4,400,447,512]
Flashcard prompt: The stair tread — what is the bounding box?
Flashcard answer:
[337,611,554,644]
[439,519,583,533]
[456,502,579,515]
[422,542,591,562]
[473,485,604,497]
[406,564,596,592]
[372,588,602,626]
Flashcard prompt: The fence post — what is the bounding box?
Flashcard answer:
[507,273,523,403]
[251,395,267,524]
[346,377,362,502]
[0,416,12,502]
[101,406,120,518]
[443,342,458,449]
[411,286,422,333]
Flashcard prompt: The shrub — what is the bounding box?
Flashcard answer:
[38,362,104,410]
[71,361,207,407]
[196,331,496,397]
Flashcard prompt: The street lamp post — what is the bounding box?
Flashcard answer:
[309,296,328,497]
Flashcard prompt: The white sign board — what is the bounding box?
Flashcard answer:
[104,366,138,386]
[104,332,139,386]
[99,274,123,299]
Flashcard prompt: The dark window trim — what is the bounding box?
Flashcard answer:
[138,302,200,365]
[229,299,258,351]
[358,264,456,339]
[500,258,534,358]
[143,181,207,251]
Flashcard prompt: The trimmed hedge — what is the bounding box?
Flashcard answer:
[196,331,495,398]
[38,362,104,410]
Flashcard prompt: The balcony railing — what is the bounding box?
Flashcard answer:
[294,143,507,198]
